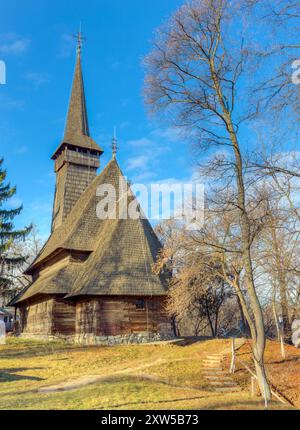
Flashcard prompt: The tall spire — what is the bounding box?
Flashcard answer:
[112,126,118,159]
[51,27,103,231]
[75,22,85,57]
[64,27,89,139]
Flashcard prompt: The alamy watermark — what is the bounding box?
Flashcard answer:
[292,60,300,85]
[0,60,6,85]
[96,176,204,230]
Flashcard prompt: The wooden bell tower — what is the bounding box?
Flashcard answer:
[51,30,103,231]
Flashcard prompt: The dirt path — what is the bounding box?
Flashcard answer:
[38,339,245,394]
[38,358,168,393]
[38,357,207,393]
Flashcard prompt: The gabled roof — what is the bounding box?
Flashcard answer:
[15,159,167,304]
[25,159,123,274]
[67,216,166,298]
[12,263,81,304]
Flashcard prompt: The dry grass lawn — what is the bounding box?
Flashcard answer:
[0,337,292,410]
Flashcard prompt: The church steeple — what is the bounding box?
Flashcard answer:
[64,31,89,139]
[112,126,118,159]
[51,32,103,231]
[51,30,102,158]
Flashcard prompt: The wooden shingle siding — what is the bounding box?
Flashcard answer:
[52,156,98,231]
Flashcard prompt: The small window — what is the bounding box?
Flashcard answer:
[4,316,7,323]
[148,302,157,311]
[136,299,145,310]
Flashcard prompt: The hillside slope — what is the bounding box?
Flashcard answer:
[0,338,291,410]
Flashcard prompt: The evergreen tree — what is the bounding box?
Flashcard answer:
[0,159,31,304]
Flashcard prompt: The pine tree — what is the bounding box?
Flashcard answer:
[0,159,31,304]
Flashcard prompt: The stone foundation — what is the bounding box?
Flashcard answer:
[74,331,175,346]
[18,331,175,345]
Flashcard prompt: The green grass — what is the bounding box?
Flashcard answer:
[0,337,290,410]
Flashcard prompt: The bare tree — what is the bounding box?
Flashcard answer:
[155,219,238,337]
[246,0,300,114]
[145,0,272,398]
[246,0,300,184]
[1,224,43,304]
[167,248,231,337]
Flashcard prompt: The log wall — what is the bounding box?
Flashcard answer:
[19,297,54,335]
[18,295,171,339]
[52,298,76,336]
[19,296,76,337]
[75,296,171,336]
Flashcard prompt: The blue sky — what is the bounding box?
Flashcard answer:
[0,0,194,238]
[0,1,298,241]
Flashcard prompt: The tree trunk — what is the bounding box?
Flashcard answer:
[253,353,270,402]
[270,225,291,341]
[243,253,271,400]
[236,294,248,335]
[214,310,219,338]
[206,305,215,337]
[210,56,271,399]
[272,288,281,341]
[171,315,179,337]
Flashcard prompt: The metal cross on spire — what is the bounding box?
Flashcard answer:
[112,126,118,159]
[73,22,86,57]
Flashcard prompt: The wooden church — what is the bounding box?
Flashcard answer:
[10,36,172,345]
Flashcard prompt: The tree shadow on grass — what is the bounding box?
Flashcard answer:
[176,336,212,346]
[0,367,45,382]
[198,399,292,410]
[96,397,290,410]
[93,395,206,409]
[271,356,300,365]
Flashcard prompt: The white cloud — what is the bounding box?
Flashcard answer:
[59,34,73,58]
[0,33,29,55]
[24,72,50,87]
[14,145,28,155]
[150,127,184,142]
[125,128,179,181]
[109,59,121,70]
[127,155,150,170]
[128,137,153,148]
[119,121,131,129]
[25,198,53,237]
[131,170,158,182]
[7,196,23,209]
[0,94,24,110]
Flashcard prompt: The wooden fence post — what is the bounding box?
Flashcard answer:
[280,335,286,359]
[230,337,235,374]
[251,376,256,396]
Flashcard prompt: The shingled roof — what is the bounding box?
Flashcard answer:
[51,52,103,159]
[14,159,168,304]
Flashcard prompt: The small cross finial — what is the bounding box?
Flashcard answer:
[73,22,86,57]
[112,126,118,159]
